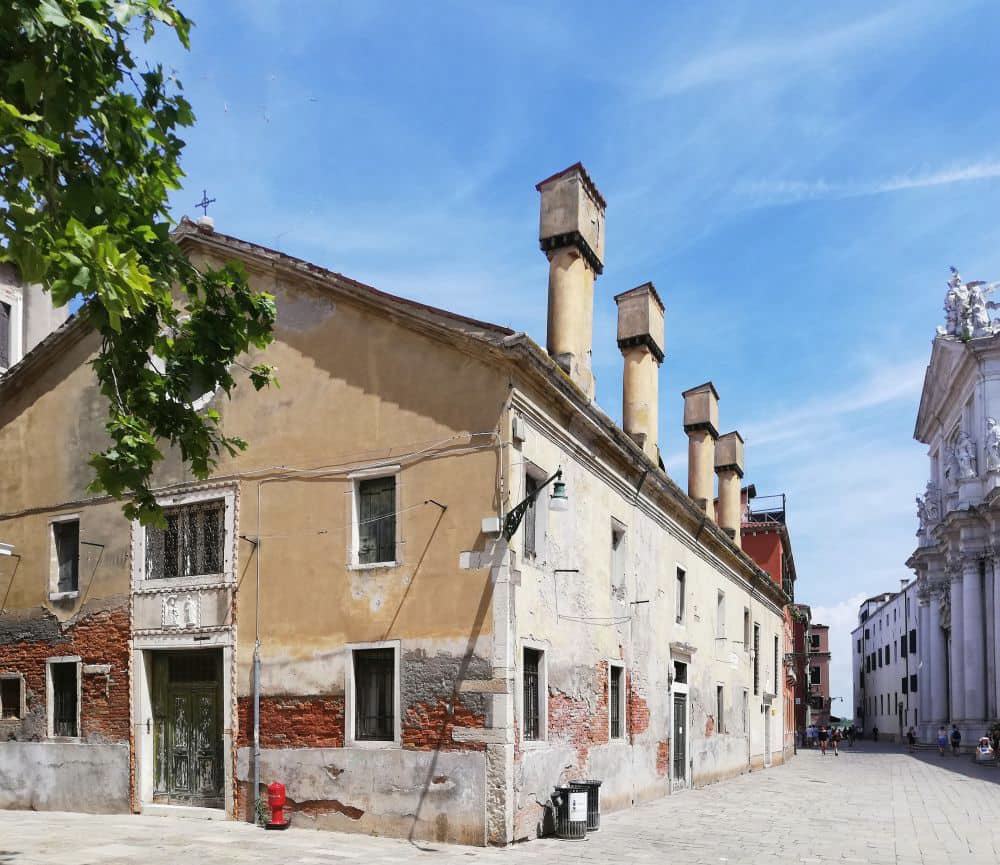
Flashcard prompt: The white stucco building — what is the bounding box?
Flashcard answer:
[907,269,1000,743]
[851,583,920,741]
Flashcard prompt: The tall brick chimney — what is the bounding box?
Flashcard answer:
[536,163,606,400]
[682,382,719,519]
[615,282,664,461]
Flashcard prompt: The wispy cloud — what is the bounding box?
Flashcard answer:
[738,161,1000,207]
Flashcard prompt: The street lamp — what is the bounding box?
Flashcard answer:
[0,543,14,557]
[502,469,567,540]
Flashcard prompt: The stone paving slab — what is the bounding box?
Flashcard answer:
[0,745,998,864]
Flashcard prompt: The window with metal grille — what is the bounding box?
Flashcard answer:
[1,677,22,719]
[523,648,542,741]
[353,648,395,741]
[675,568,686,624]
[53,520,79,592]
[357,477,396,565]
[523,475,538,557]
[146,500,224,579]
[0,301,10,369]
[609,665,624,739]
[50,662,78,737]
[752,623,760,695]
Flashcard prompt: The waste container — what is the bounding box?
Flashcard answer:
[551,785,587,840]
[569,779,601,831]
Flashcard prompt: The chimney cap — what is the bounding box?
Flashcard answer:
[681,381,720,401]
[613,281,664,311]
[535,161,607,210]
[615,281,665,362]
[715,430,745,477]
[682,381,720,437]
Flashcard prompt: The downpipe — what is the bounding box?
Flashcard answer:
[253,640,261,820]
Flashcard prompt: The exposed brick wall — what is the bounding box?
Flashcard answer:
[237,695,345,749]
[655,740,670,776]
[0,604,130,743]
[547,662,609,774]
[402,697,486,752]
[626,672,650,740]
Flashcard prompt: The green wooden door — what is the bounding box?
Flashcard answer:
[154,651,223,808]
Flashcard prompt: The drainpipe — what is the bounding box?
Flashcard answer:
[253,639,261,817]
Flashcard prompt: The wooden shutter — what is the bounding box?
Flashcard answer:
[359,477,395,565]
[0,302,9,369]
[55,521,80,593]
[523,475,538,556]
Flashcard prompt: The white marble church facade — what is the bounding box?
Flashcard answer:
[908,270,1000,742]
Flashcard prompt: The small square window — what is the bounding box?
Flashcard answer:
[352,648,395,742]
[1,676,23,720]
[609,664,625,740]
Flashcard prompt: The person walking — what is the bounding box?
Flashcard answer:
[831,726,842,756]
[818,724,829,755]
[950,724,962,756]
[936,725,948,756]
[872,725,879,742]
[848,724,856,747]
[906,726,916,753]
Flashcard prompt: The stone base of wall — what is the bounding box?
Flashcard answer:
[237,746,486,845]
[0,742,130,814]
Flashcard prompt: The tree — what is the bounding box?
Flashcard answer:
[1,0,276,525]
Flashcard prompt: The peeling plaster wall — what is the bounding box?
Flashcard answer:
[508,393,786,839]
[237,746,486,845]
[0,742,129,813]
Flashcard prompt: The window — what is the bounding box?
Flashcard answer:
[48,660,79,737]
[675,567,686,624]
[0,301,10,369]
[523,648,544,741]
[357,476,396,565]
[810,666,821,685]
[523,474,539,557]
[0,676,23,720]
[51,519,80,594]
[901,676,908,694]
[716,591,726,639]
[773,635,779,694]
[743,608,751,649]
[716,685,725,733]
[146,499,224,579]
[810,634,820,649]
[752,623,760,695]
[609,664,625,739]
[610,522,626,595]
[909,629,917,653]
[910,674,917,693]
[878,648,883,668]
[865,656,871,673]
[856,638,861,653]
[352,648,395,741]
[864,628,870,639]
[900,635,907,657]
[741,689,749,733]
[673,660,687,685]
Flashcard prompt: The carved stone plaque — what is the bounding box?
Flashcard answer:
[162,593,200,629]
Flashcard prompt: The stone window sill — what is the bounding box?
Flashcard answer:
[48,591,79,602]
[347,561,401,572]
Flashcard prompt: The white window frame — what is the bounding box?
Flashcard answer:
[48,513,81,601]
[520,640,548,746]
[675,565,686,626]
[716,590,726,639]
[348,465,401,570]
[0,281,24,373]
[521,461,548,562]
[716,683,725,734]
[743,607,751,651]
[0,672,26,720]
[608,660,626,740]
[46,656,81,740]
[345,640,401,748]
[131,485,237,588]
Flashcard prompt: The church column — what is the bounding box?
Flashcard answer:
[987,558,998,719]
[963,558,987,724]
[949,571,965,722]
[928,587,948,724]
[917,594,932,734]
[994,557,1000,723]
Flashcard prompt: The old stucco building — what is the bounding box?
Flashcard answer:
[0,164,789,844]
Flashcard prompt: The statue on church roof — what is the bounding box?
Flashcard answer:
[940,267,1000,338]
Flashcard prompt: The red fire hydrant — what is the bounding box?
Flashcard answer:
[266,781,290,830]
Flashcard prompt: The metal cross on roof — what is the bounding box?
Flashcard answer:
[195,189,216,217]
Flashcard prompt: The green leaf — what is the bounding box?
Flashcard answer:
[37,0,72,27]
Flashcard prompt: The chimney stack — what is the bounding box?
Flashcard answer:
[682,382,719,519]
[537,163,606,400]
[615,282,664,461]
[715,431,745,544]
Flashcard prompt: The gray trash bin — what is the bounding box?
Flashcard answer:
[570,779,601,831]
[552,785,587,840]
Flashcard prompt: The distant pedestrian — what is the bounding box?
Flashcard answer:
[848,725,856,747]
[818,724,829,755]
[906,727,916,752]
[950,725,962,755]
[872,725,879,742]
[807,724,817,749]
[936,725,948,756]
[831,727,842,756]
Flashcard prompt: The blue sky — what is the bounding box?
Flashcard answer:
[149,0,1000,710]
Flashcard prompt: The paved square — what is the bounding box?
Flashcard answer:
[1,745,998,864]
